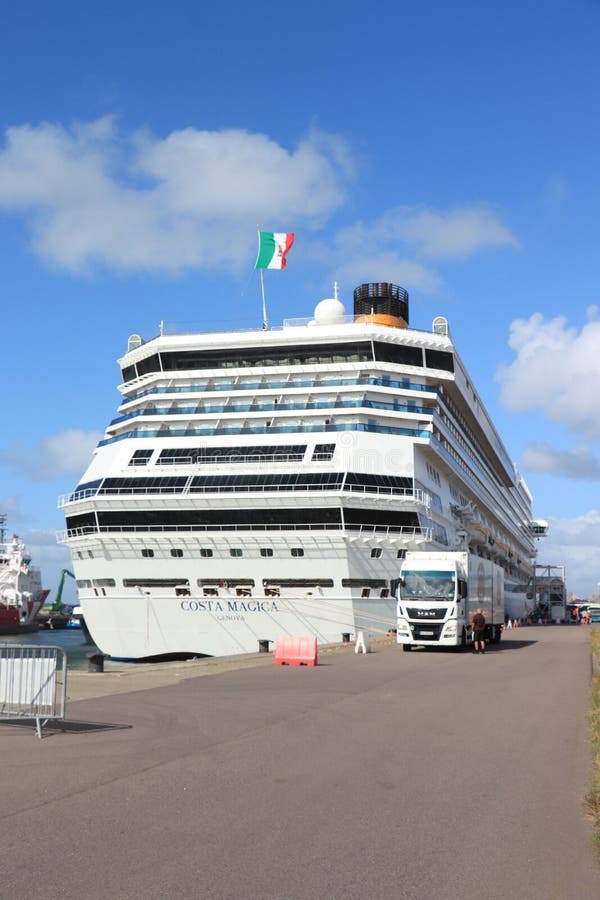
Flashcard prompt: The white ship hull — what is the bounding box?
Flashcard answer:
[81,591,396,658]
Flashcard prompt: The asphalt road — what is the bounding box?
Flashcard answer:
[2,627,598,899]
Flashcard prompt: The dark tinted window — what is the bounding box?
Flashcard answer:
[374,342,423,367]
[160,342,373,372]
[136,354,162,376]
[262,578,334,588]
[157,444,306,465]
[425,349,454,372]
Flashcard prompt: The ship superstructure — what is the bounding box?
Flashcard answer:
[0,514,49,633]
[58,283,537,659]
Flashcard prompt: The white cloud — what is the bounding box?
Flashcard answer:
[325,205,517,296]
[0,496,26,524]
[521,444,600,480]
[0,429,102,480]
[377,206,519,259]
[497,312,600,438]
[538,510,600,599]
[0,118,351,273]
[331,252,443,295]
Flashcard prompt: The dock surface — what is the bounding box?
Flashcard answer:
[2,627,598,899]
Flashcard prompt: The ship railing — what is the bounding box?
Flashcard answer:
[58,485,431,506]
[99,423,432,447]
[56,524,434,542]
[152,318,444,337]
[157,452,308,466]
[0,645,67,738]
[127,376,439,403]
[109,398,434,426]
[58,488,99,506]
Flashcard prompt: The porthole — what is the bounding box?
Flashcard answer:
[260,548,273,557]
[291,548,304,557]
[370,548,383,559]
[200,548,213,558]
[170,548,184,558]
[230,548,243,557]
[142,548,154,558]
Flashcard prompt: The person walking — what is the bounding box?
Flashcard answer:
[472,608,487,654]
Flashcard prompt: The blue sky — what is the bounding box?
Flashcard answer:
[1,0,599,601]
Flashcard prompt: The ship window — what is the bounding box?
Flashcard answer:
[236,588,252,597]
[141,548,154,558]
[121,364,137,383]
[128,449,153,467]
[265,587,280,597]
[88,551,94,558]
[230,548,243,557]
[425,349,454,372]
[260,548,273,557]
[374,341,423,367]
[93,579,116,587]
[200,548,213,557]
[342,579,388,588]
[157,444,307,466]
[380,588,390,598]
[89,507,415,532]
[197,578,255,587]
[123,578,190,588]
[311,443,335,461]
[397,549,407,559]
[371,548,383,558]
[159,341,373,373]
[203,587,219,596]
[176,587,190,597]
[170,548,184,558]
[361,589,371,598]
[290,548,304,557]
[262,578,334,588]
[76,579,92,588]
[136,353,162,377]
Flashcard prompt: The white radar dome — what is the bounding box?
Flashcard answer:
[313,297,346,325]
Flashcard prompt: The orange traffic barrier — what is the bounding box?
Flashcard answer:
[274,636,318,666]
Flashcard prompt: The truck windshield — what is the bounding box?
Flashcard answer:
[401,570,456,600]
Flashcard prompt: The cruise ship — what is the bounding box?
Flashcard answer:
[58,282,538,659]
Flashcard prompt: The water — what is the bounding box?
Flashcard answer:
[0,628,130,671]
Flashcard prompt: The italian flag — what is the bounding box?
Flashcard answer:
[255,231,295,269]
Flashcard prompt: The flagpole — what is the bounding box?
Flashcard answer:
[257,226,268,330]
[260,268,268,330]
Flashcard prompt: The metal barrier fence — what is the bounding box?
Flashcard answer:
[0,645,67,738]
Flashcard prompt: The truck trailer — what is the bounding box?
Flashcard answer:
[396,551,504,651]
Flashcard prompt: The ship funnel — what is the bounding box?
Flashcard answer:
[353,283,409,328]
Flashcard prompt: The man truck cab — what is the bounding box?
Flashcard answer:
[396,551,504,651]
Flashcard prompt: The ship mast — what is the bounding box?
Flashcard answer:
[0,512,6,545]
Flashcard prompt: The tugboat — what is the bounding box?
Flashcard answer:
[0,514,49,634]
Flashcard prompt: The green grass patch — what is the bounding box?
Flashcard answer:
[585,631,600,852]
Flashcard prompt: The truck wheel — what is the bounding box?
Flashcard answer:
[403,643,412,652]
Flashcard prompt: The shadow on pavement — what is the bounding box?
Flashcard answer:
[486,639,537,651]
[0,718,132,737]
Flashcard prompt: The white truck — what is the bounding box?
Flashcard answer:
[395,551,504,651]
